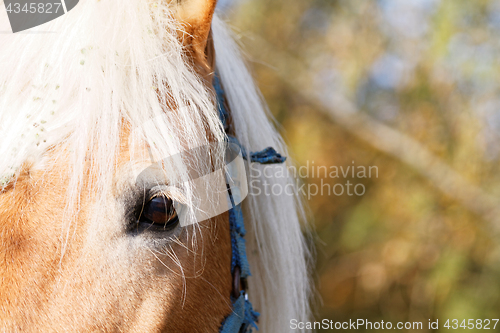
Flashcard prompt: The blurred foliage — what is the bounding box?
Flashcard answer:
[221,0,500,331]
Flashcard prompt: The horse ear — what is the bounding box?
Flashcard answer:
[175,0,217,76]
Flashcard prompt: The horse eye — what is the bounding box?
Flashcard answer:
[138,196,179,231]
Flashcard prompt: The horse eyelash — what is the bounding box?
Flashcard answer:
[148,189,169,202]
[149,185,188,205]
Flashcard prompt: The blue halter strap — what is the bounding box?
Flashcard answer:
[213,73,285,333]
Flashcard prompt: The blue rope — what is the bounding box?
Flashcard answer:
[220,205,260,333]
[213,72,229,131]
[249,147,286,164]
[220,291,260,333]
[215,71,285,333]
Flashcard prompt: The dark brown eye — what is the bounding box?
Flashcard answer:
[138,196,179,231]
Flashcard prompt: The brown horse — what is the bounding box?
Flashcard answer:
[0,0,311,331]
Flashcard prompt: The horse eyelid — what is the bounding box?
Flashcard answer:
[147,185,172,202]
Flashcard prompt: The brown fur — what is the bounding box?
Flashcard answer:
[175,0,218,78]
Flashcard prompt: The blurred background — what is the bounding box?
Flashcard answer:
[218,0,500,331]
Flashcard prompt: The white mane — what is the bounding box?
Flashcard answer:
[213,17,312,332]
[0,0,311,331]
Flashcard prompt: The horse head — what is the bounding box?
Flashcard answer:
[0,0,311,331]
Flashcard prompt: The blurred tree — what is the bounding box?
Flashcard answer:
[221,0,500,331]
